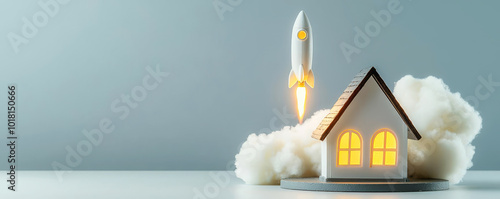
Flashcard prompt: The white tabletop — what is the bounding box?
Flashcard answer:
[1,170,499,198]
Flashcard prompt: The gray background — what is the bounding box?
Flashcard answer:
[0,0,498,170]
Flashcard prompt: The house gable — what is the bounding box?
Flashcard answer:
[321,76,409,179]
[312,67,421,141]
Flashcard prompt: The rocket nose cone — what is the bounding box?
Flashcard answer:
[295,11,306,21]
[294,10,310,28]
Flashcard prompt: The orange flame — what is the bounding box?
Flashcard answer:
[296,85,306,123]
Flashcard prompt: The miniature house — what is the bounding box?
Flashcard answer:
[312,67,422,182]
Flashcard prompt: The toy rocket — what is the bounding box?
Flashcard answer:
[289,10,314,89]
[289,10,314,123]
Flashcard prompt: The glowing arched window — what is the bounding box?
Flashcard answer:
[337,129,362,166]
[371,129,397,167]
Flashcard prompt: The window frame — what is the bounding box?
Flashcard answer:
[336,129,363,167]
[370,128,398,167]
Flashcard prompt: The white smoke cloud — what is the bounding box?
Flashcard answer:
[235,75,481,185]
[234,110,328,185]
[394,75,482,184]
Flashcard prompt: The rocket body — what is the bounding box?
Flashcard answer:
[289,10,314,88]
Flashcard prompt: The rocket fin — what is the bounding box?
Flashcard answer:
[288,69,297,88]
[306,70,315,88]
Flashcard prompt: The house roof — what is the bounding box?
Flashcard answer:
[311,67,422,141]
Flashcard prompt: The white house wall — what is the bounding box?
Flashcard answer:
[321,76,408,180]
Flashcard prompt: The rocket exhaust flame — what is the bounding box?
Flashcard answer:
[296,85,306,123]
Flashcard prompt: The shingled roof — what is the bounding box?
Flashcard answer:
[311,67,422,141]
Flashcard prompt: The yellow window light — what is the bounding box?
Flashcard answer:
[338,151,349,166]
[370,129,398,167]
[350,151,361,165]
[386,132,397,149]
[339,133,349,149]
[337,129,362,166]
[351,133,361,149]
[385,151,397,165]
[372,151,384,166]
[373,131,385,149]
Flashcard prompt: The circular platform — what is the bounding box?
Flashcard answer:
[281,178,449,192]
